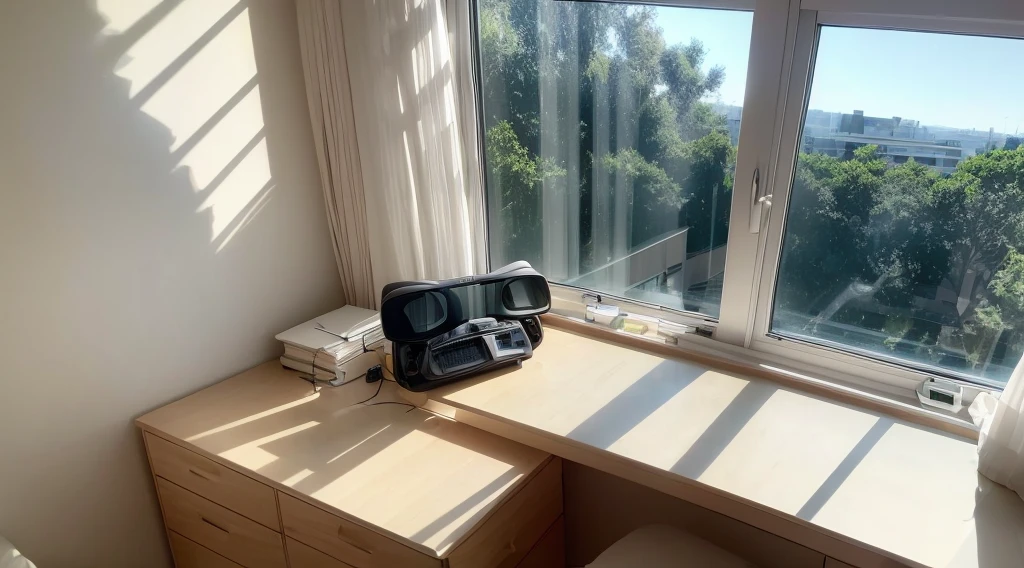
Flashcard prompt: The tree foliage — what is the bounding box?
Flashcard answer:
[478,0,734,268]
[478,0,1024,378]
[778,144,1024,374]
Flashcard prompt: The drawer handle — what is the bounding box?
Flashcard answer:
[188,467,213,481]
[201,516,230,534]
[494,540,517,564]
[337,526,373,556]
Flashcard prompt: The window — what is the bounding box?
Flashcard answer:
[476,0,752,319]
[469,0,1024,398]
[763,24,1024,388]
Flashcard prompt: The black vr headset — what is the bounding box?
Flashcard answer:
[380,261,550,391]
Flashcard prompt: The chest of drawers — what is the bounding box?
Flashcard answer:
[137,362,564,568]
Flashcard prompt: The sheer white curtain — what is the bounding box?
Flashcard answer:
[972,364,1024,501]
[296,0,487,307]
[446,0,488,275]
[295,0,376,308]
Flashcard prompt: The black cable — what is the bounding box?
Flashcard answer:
[364,400,418,412]
[352,375,384,405]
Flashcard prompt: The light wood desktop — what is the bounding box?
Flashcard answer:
[136,363,564,568]
[410,323,1024,568]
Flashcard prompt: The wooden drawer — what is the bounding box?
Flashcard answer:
[279,492,440,568]
[158,477,286,568]
[825,559,857,568]
[517,516,565,568]
[168,531,244,568]
[448,457,563,568]
[146,432,279,530]
[287,537,357,568]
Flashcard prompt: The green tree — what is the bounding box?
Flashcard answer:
[935,148,1024,315]
[479,0,735,270]
[485,121,566,264]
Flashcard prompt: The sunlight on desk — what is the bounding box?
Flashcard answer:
[136,362,550,558]
[426,327,1024,568]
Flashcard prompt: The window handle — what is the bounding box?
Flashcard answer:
[749,166,772,233]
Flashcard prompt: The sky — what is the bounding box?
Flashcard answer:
[653,8,1024,134]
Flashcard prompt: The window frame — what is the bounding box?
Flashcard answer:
[472,0,794,335]
[468,0,1024,405]
[743,6,1024,396]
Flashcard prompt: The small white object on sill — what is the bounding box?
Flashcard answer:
[916,377,964,413]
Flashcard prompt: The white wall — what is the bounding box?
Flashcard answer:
[0,1,343,565]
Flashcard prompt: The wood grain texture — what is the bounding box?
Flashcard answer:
[278,491,438,568]
[447,457,563,568]
[286,537,358,568]
[279,491,439,568]
[158,478,286,568]
[421,327,1024,568]
[545,315,977,440]
[168,531,245,568]
[516,516,565,568]
[147,432,280,530]
[136,361,550,559]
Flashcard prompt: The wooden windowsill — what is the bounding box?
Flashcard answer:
[405,319,1024,568]
[545,314,980,440]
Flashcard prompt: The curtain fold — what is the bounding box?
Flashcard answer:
[972,363,1024,501]
[297,0,487,307]
[339,0,486,302]
[295,0,376,308]
[445,0,489,275]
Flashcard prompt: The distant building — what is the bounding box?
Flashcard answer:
[715,104,742,146]
[802,110,964,174]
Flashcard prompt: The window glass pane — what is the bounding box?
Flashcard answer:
[477,0,752,318]
[773,26,1024,386]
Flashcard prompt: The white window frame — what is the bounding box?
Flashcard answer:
[542,0,795,337]
[737,2,1024,399]
[471,0,1024,406]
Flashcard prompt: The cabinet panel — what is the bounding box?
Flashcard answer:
[279,492,440,568]
[448,457,563,568]
[147,432,279,530]
[159,478,286,568]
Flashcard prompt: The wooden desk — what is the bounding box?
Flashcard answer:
[136,363,563,568]
[413,326,1024,568]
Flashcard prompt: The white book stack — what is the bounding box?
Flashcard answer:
[275,305,386,385]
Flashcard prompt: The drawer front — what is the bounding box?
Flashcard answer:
[448,457,563,568]
[168,531,244,568]
[517,516,565,568]
[825,559,858,568]
[287,537,357,568]
[146,432,280,530]
[158,478,286,568]
[279,492,440,568]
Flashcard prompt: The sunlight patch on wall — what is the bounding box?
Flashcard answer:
[95,0,162,36]
[110,0,240,97]
[137,7,258,151]
[176,85,264,190]
[198,137,272,242]
[105,0,272,250]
